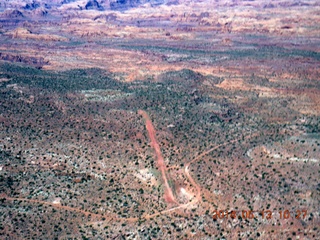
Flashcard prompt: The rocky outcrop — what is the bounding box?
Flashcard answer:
[6,28,68,42]
[0,52,49,69]
[85,0,104,10]
[33,8,48,17]
[1,10,25,18]
[24,1,40,10]
[110,0,165,11]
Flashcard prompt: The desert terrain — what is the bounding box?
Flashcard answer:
[0,0,319,239]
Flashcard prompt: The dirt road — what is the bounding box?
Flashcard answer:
[138,110,177,204]
[1,193,103,219]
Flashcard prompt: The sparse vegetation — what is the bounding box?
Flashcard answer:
[0,0,319,237]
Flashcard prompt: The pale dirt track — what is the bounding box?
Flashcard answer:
[0,193,104,219]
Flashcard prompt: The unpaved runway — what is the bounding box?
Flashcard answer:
[138,110,177,204]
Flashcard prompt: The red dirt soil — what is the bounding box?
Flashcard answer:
[138,110,177,204]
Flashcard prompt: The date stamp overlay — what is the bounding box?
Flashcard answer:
[213,209,308,220]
